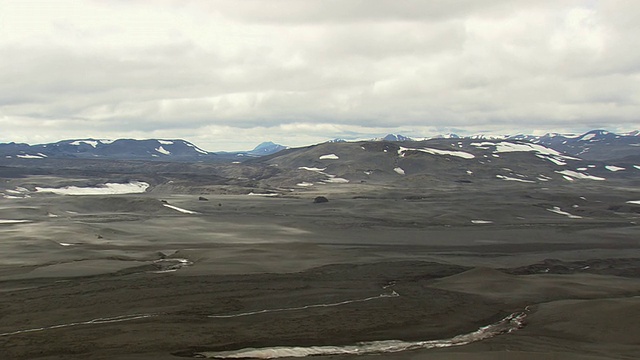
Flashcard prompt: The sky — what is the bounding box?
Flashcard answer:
[1,0,639,151]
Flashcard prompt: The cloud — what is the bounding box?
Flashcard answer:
[0,0,638,150]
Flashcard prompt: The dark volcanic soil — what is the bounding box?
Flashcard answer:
[0,159,639,359]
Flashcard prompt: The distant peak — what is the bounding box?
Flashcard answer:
[250,141,287,155]
[432,133,460,139]
[379,134,412,142]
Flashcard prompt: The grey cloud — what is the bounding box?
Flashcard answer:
[0,0,638,149]
[208,0,572,24]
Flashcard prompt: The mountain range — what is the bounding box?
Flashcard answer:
[0,130,638,163]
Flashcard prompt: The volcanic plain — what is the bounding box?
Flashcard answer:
[1,138,639,359]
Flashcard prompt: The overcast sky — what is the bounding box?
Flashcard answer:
[1,0,638,150]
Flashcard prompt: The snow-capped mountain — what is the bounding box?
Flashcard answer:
[402,130,639,162]
[1,129,637,163]
[0,139,212,161]
[530,130,640,161]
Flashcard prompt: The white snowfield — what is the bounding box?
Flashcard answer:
[605,165,625,172]
[627,200,640,205]
[155,146,171,155]
[473,141,578,166]
[296,182,314,187]
[398,146,475,159]
[298,166,349,184]
[36,181,150,195]
[247,192,279,197]
[496,175,535,183]
[470,142,494,149]
[319,154,339,160]
[5,187,29,195]
[540,155,566,166]
[556,170,605,181]
[580,133,597,141]
[185,142,209,154]
[17,154,46,159]
[70,140,99,148]
[635,165,640,170]
[322,176,349,183]
[298,167,326,172]
[547,206,582,219]
[163,204,199,214]
[0,219,31,224]
[158,140,174,145]
[394,167,405,175]
[471,220,493,224]
[477,142,559,156]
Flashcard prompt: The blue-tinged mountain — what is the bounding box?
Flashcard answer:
[0,138,291,162]
[376,134,413,141]
[0,139,214,161]
[420,130,640,161]
[211,141,288,160]
[529,130,640,161]
[247,142,288,156]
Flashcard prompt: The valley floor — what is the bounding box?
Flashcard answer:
[0,178,639,359]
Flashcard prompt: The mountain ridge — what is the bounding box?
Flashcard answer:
[1,129,638,162]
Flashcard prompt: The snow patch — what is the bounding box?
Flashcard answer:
[36,181,149,195]
[580,133,596,141]
[158,140,174,145]
[556,170,605,181]
[298,166,348,184]
[496,175,535,183]
[545,156,566,166]
[471,220,493,224]
[163,204,199,214]
[470,142,495,148]
[296,182,314,187]
[185,142,209,154]
[299,167,326,172]
[17,154,45,159]
[247,192,279,197]
[394,167,405,175]
[322,177,349,184]
[398,147,474,159]
[70,140,99,148]
[0,219,30,224]
[319,154,339,160]
[155,146,171,155]
[626,200,640,205]
[547,206,582,219]
[605,165,625,172]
